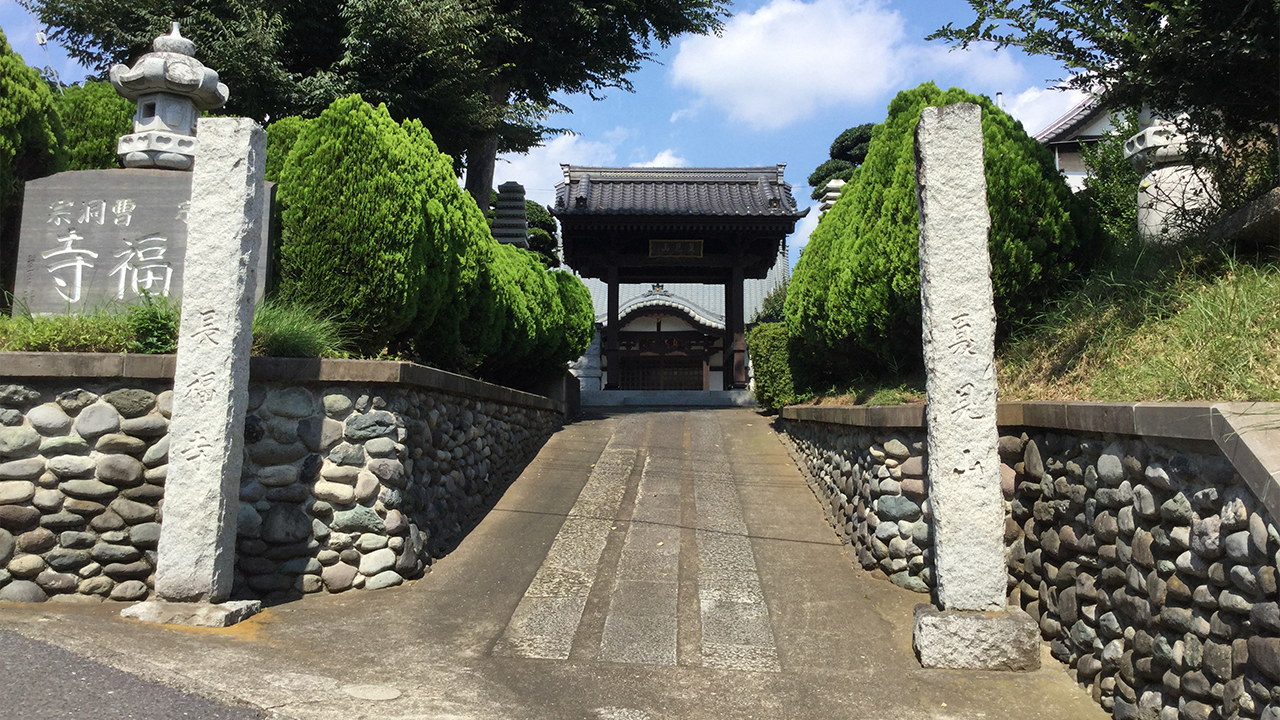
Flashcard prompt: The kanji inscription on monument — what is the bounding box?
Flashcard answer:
[16,169,192,312]
[14,170,275,315]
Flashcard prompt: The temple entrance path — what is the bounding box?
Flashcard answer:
[0,409,1105,720]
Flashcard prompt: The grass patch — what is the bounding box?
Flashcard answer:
[251,299,350,358]
[0,298,350,359]
[794,373,927,407]
[997,242,1280,402]
[126,293,179,354]
[0,311,131,352]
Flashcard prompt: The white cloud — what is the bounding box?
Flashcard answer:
[630,149,690,168]
[670,0,909,130]
[491,131,621,207]
[668,0,1043,132]
[916,43,1026,90]
[1002,86,1089,137]
[669,106,697,123]
[788,203,822,252]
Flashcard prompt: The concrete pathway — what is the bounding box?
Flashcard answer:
[0,409,1106,720]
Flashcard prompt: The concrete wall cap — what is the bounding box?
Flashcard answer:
[0,353,563,414]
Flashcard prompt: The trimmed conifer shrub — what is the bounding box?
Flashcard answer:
[53,80,133,171]
[401,118,501,370]
[480,244,560,381]
[265,115,310,183]
[273,95,595,382]
[276,95,444,350]
[787,82,1097,378]
[746,322,795,411]
[551,269,596,367]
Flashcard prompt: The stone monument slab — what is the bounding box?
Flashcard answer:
[13,169,274,314]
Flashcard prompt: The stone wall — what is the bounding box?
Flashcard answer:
[0,355,563,605]
[778,403,1280,720]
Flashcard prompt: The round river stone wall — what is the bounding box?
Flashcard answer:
[0,380,559,605]
[779,418,1280,720]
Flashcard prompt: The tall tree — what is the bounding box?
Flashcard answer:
[1,28,66,308]
[22,0,729,198]
[931,1,1279,141]
[458,1,729,207]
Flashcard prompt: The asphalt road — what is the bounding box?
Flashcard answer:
[0,628,267,720]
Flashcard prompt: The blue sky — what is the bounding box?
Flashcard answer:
[1,0,1087,261]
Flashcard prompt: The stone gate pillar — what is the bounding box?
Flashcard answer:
[121,117,266,628]
[909,103,1039,670]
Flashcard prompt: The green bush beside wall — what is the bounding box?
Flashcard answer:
[274,94,595,384]
[747,322,795,411]
[787,82,1096,379]
[276,95,445,350]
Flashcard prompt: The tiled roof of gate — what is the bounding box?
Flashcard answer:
[553,165,807,218]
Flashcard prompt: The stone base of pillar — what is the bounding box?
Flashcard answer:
[121,599,262,628]
[912,604,1040,671]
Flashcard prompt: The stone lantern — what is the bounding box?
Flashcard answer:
[1122,111,1216,242]
[109,22,229,171]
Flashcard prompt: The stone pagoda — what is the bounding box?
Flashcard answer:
[109,22,229,171]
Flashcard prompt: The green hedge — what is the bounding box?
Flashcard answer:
[786,82,1096,379]
[746,322,795,411]
[276,95,445,350]
[274,94,594,383]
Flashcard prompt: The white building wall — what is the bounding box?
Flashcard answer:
[578,240,790,327]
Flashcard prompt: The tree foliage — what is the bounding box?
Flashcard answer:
[52,80,133,170]
[22,0,730,195]
[527,228,561,269]
[786,83,1096,380]
[830,123,873,166]
[808,122,873,200]
[1078,110,1141,247]
[931,1,1279,144]
[525,200,556,234]
[1,29,66,306]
